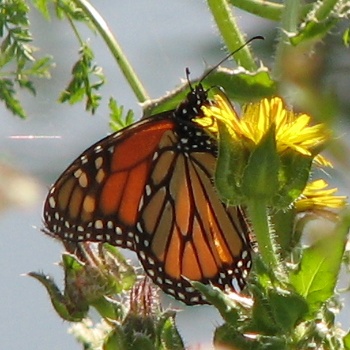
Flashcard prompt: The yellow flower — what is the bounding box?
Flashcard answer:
[198,94,333,208]
[295,179,347,212]
[200,95,331,165]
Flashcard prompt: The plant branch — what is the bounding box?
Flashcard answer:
[72,0,149,103]
[207,0,259,71]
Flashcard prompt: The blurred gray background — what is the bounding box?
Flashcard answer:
[1,1,349,349]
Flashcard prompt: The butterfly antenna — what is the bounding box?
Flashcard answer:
[201,35,264,82]
[185,67,194,91]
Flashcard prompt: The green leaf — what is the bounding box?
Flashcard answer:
[143,67,276,118]
[157,311,184,350]
[289,213,350,316]
[102,243,137,291]
[275,150,313,208]
[54,0,89,22]
[0,79,26,118]
[130,335,155,350]
[32,0,51,20]
[215,119,246,204]
[191,281,246,325]
[227,0,283,21]
[271,208,299,254]
[123,314,156,348]
[214,324,251,350]
[242,126,280,203]
[204,67,276,103]
[343,28,350,48]
[143,84,192,117]
[215,324,288,350]
[250,283,279,334]
[28,271,88,322]
[268,288,308,332]
[290,18,337,46]
[59,42,105,113]
[62,246,136,301]
[0,1,53,117]
[17,78,36,94]
[109,97,135,131]
[90,296,124,321]
[25,56,53,78]
[290,0,343,45]
[343,331,350,350]
[104,324,127,350]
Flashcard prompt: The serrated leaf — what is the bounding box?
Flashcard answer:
[17,78,36,94]
[204,67,276,103]
[289,213,350,315]
[214,324,250,350]
[28,271,88,321]
[158,312,184,350]
[215,324,288,350]
[102,243,137,291]
[104,325,127,350]
[0,79,26,118]
[55,0,89,22]
[268,288,308,331]
[26,56,53,78]
[59,42,105,113]
[274,150,314,209]
[250,284,279,334]
[143,87,189,117]
[32,0,51,20]
[109,97,135,131]
[144,68,276,118]
[290,18,337,46]
[191,281,250,325]
[271,208,298,254]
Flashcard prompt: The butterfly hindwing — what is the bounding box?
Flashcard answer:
[135,118,251,304]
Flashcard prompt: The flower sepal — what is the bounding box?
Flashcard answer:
[215,118,247,205]
[241,124,280,203]
[273,148,314,209]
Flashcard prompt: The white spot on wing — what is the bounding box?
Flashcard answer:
[95,156,103,169]
[49,196,56,208]
[95,220,103,229]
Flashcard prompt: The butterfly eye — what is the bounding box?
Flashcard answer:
[43,84,252,305]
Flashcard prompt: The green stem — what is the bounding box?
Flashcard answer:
[73,0,149,103]
[273,0,302,78]
[207,0,258,71]
[66,15,84,46]
[247,200,279,269]
[227,0,313,22]
[313,0,339,21]
[228,0,283,21]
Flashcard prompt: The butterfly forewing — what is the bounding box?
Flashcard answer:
[44,116,174,249]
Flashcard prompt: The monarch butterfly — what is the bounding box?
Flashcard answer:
[43,81,251,305]
[40,26,268,304]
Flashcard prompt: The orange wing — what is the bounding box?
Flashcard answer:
[43,111,251,305]
[43,116,176,250]
[134,123,251,305]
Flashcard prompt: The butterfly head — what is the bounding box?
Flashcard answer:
[174,83,209,120]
